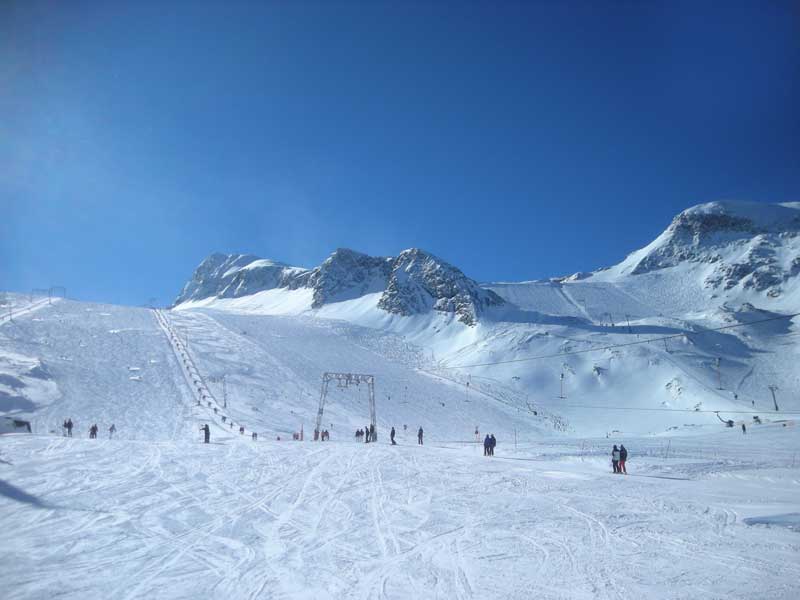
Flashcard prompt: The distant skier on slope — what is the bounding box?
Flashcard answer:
[484,434,491,456]
[369,424,375,442]
[201,423,210,444]
[390,427,396,445]
[417,427,424,445]
[619,444,628,474]
[612,445,620,473]
[365,424,371,443]
[741,423,746,434]
[108,424,116,439]
[490,434,496,456]
[66,418,73,437]
[89,424,98,439]
[62,419,68,437]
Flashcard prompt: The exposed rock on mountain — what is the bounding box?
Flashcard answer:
[378,249,503,325]
[618,202,800,297]
[175,248,502,325]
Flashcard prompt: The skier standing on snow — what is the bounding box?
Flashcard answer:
[417,427,424,445]
[108,424,116,439]
[612,445,620,473]
[390,427,396,445]
[619,444,628,474]
[490,434,496,456]
[66,418,73,437]
[62,419,68,437]
[741,423,746,434]
[201,423,210,444]
[369,424,375,442]
[484,434,491,456]
[365,424,371,443]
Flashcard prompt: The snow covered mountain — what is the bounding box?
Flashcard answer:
[166,201,799,436]
[176,247,503,325]
[595,201,800,301]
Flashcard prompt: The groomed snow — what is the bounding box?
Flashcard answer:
[1,425,799,599]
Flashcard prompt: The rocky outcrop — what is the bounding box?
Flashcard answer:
[175,248,502,325]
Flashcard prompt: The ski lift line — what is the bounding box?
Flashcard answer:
[440,312,800,369]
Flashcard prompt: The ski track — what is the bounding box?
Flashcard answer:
[2,432,800,599]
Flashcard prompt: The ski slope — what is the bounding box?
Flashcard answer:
[2,425,799,600]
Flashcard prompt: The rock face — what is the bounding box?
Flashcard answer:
[626,202,800,296]
[175,248,503,325]
[378,249,503,326]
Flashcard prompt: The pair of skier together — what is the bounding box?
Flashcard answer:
[611,444,628,474]
[483,434,497,456]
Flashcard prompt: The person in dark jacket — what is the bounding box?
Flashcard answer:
[489,434,496,456]
[741,423,746,435]
[619,444,628,474]
[390,427,396,445]
[612,445,620,473]
[369,424,375,442]
[417,427,424,445]
[108,424,116,439]
[365,424,371,443]
[484,434,491,456]
[66,418,73,437]
[201,424,210,444]
[89,424,98,439]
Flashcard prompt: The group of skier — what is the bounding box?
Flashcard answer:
[611,444,628,474]
[483,434,497,456]
[355,424,377,442]
[62,419,116,439]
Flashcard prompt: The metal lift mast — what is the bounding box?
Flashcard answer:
[315,372,376,440]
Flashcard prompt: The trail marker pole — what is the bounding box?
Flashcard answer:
[559,373,565,399]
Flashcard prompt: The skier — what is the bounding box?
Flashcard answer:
[62,419,68,437]
[239,426,245,435]
[201,423,210,444]
[108,424,116,439]
[475,426,480,442]
[417,427,424,445]
[741,423,746,435]
[369,424,375,442]
[66,418,73,437]
[612,445,620,473]
[490,434,496,456]
[365,424,371,443]
[484,434,491,456]
[390,426,396,445]
[89,424,98,439]
[619,444,628,474]
[252,431,258,441]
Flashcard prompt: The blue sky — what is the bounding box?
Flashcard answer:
[2,0,798,305]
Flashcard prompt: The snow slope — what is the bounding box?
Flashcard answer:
[2,425,799,599]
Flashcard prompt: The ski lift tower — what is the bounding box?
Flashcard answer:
[315,372,376,440]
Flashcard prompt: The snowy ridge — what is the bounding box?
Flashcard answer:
[599,201,800,300]
[176,247,502,326]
